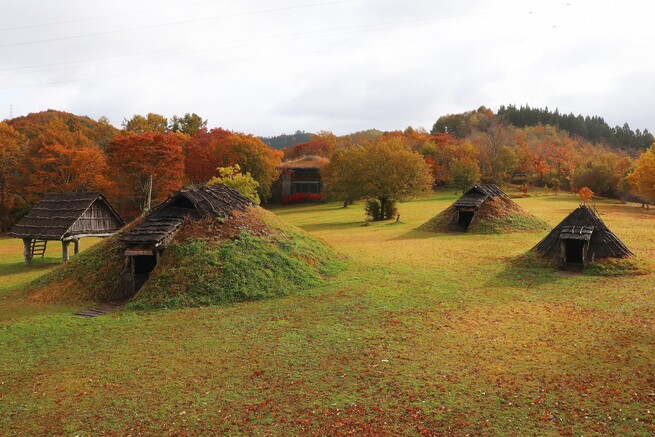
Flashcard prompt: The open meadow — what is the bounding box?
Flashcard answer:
[1,191,654,435]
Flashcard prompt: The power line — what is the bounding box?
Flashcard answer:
[0,5,547,75]
[0,0,226,32]
[0,22,560,91]
[0,0,356,48]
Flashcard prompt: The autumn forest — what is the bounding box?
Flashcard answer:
[1,105,654,230]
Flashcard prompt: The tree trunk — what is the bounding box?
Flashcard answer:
[379,197,388,220]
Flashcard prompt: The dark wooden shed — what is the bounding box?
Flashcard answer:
[272,155,330,201]
[120,184,253,292]
[9,192,124,264]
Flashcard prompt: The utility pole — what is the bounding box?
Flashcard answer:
[145,174,153,212]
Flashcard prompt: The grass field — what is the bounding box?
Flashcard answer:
[1,191,654,435]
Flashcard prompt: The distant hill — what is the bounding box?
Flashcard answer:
[259,130,313,149]
[497,104,653,150]
[7,110,119,148]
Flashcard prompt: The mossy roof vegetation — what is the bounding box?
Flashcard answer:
[27,187,345,309]
[419,184,548,234]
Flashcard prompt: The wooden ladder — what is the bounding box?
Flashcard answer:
[30,239,47,259]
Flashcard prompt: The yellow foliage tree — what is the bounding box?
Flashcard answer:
[208,164,260,204]
[627,143,655,207]
[322,137,433,220]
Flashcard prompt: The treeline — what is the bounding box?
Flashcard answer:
[2,106,653,229]
[286,106,654,206]
[496,104,654,151]
[0,110,281,230]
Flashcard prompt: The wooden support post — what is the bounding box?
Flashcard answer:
[73,239,80,255]
[62,241,70,263]
[23,238,32,265]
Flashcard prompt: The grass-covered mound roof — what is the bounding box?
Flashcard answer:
[419,184,547,234]
[27,187,345,310]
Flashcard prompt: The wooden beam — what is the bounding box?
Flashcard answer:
[63,233,114,241]
[125,249,155,256]
[62,241,70,263]
[23,238,32,265]
[73,239,80,255]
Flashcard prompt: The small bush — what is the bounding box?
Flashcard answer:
[365,199,381,221]
[365,199,398,221]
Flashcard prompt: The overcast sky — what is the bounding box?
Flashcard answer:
[1,0,653,136]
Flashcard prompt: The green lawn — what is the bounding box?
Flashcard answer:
[1,192,654,435]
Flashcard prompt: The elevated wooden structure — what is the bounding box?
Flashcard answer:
[9,192,124,264]
[272,155,329,201]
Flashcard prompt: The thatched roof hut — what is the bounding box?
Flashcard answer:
[419,184,546,233]
[121,184,253,293]
[9,192,124,263]
[121,184,253,249]
[532,205,633,269]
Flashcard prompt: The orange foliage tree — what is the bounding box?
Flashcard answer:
[185,129,282,200]
[283,131,338,160]
[579,187,594,203]
[0,123,25,212]
[627,143,655,207]
[420,134,478,186]
[19,120,114,201]
[107,132,185,214]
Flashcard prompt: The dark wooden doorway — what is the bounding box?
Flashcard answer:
[457,210,475,231]
[565,239,585,265]
[132,255,157,292]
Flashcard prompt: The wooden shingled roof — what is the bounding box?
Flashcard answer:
[121,184,254,247]
[453,184,508,209]
[532,205,633,259]
[9,192,124,241]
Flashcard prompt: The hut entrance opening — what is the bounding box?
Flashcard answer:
[457,210,475,231]
[564,239,585,265]
[133,254,157,291]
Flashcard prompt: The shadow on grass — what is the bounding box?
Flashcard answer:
[265,204,347,216]
[299,221,365,232]
[0,258,60,277]
[488,252,562,287]
[389,227,462,240]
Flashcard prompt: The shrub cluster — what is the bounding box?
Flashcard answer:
[282,193,323,204]
[365,199,398,221]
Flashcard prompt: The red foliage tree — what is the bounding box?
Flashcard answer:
[19,120,115,201]
[185,128,282,200]
[282,131,337,160]
[184,128,233,183]
[107,132,185,214]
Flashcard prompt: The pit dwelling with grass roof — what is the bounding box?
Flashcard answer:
[419,184,547,234]
[27,184,345,309]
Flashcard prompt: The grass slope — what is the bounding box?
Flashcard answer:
[1,192,654,435]
[25,207,344,309]
[420,195,548,233]
[130,208,345,310]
